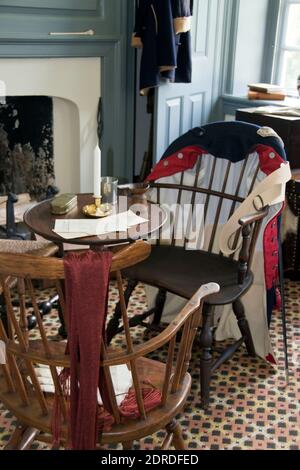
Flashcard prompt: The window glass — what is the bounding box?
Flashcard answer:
[280,51,300,89]
[285,4,300,47]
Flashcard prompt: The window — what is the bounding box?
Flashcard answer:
[274,0,300,93]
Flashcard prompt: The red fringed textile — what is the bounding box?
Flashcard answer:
[52,250,113,450]
[98,406,115,434]
[97,382,162,434]
[119,383,162,419]
[51,250,163,447]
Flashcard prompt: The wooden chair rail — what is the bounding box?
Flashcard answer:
[237,206,270,284]
[4,283,219,369]
[0,240,151,279]
[150,182,245,204]
[149,160,262,257]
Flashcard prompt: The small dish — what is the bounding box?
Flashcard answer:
[82,203,112,218]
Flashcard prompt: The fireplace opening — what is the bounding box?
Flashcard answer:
[0,95,55,201]
[0,57,101,194]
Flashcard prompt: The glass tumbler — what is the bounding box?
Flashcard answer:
[101,177,118,205]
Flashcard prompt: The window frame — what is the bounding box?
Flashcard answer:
[273,0,300,92]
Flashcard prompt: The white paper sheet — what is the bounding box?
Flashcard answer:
[28,364,132,405]
[53,210,148,239]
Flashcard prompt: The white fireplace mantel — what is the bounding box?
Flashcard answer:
[0,57,101,194]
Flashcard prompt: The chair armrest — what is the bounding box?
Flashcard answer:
[103,283,220,366]
[237,206,270,285]
[238,206,269,227]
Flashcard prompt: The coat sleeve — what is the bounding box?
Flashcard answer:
[172,0,193,34]
[156,0,177,71]
[131,0,143,48]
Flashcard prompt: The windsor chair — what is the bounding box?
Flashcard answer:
[0,240,219,450]
[118,121,290,408]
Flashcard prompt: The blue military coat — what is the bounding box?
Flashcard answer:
[132,0,193,95]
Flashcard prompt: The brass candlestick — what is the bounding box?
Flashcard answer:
[95,196,101,210]
[82,195,112,218]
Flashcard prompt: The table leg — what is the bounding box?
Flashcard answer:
[0,293,8,335]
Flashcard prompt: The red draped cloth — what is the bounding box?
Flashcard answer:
[63,250,113,450]
[52,249,162,449]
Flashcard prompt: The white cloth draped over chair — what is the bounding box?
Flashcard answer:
[143,122,291,362]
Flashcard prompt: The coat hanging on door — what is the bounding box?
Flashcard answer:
[132,0,193,95]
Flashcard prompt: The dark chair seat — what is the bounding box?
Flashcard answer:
[124,245,253,306]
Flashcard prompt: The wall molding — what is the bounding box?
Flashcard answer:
[261,0,281,83]
[209,0,241,122]
[221,0,240,95]
[210,0,227,121]
[0,0,99,10]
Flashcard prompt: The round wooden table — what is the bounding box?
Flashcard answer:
[24,193,167,252]
[24,193,167,338]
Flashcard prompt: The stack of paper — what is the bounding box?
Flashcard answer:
[247,83,286,101]
[53,210,148,239]
[250,106,300,117]
[248,83,285,93]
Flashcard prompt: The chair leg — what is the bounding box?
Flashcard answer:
[58,297,67,339]
[232,298,256,357]
[39,294,59,317]
[0,293,8,335]
[17,427,40,450]
[199,304,213,409]
[2,290,37,332]
[4,422,40,451]
[4,423,27,450]
[166,420,185,450]
[151,288,167,326]
[122,441,133,450]
[106,279,138,343]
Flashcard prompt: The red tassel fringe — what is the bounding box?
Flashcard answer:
[52,375,162,442]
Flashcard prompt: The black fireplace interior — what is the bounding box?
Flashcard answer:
[0,96,54,200]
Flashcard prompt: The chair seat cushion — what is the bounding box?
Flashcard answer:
[0,240,58,257]
[124,245,253,305]
[0,241,58,294]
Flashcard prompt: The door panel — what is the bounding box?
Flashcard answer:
[166,98,182,145]
[154,0,221,161]
[190,93,205,128]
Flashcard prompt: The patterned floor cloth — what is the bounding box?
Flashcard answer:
[0,280,299,450]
